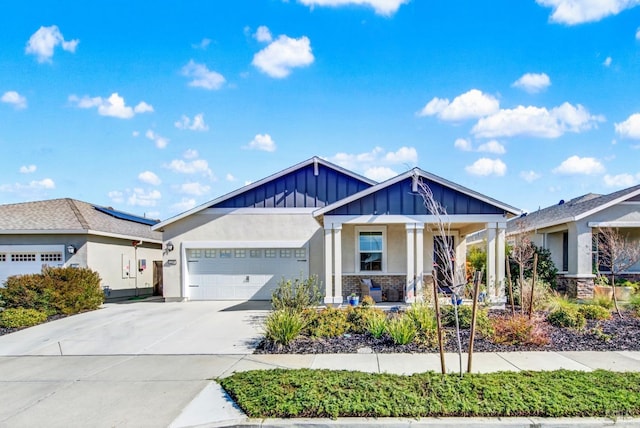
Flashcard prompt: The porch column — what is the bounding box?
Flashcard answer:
[333,224,343,305]
[323,227,334,305]
[495,223,506,302]
[405,224,416,303]
[486,223,497,301]
[415,223,425,300]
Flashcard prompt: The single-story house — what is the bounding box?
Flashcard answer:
[153,157,519,304]
[506,184,640,299]
[0,198,163,299]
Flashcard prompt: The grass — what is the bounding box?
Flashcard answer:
[219,369,640,419]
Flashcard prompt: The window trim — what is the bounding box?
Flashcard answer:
[355,226,387,273]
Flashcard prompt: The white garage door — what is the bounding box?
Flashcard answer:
[0,245,65,286]
[186,247,309,300]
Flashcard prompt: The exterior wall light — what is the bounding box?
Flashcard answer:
[166,242,174,252]
[67,245,76,254]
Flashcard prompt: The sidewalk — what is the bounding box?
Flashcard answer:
[170,350,640,427]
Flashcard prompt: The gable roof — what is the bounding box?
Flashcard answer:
[153,156,376,230]
[0,198,162,242]
[314,167,521,218]
[507,184,640,233]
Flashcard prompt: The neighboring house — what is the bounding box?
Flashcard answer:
[153,157,519,304]
[0,198,163,299]
[506,184,640,299]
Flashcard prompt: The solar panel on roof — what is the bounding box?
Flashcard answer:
[94,206,159,226]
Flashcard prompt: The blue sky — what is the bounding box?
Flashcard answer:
[2,0,640,219]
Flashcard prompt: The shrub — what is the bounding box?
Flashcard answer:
[441,305,493,337]
[271,275,321,313]
[0,267,103,315]
[263,310,305,346]
[547,306,586,329]
[360,295,376,307]
[307,307,349,338]
[406,302,438,347]
[591,295,614,310]
[509,244,558,290]
[518,280,553,312]
[577,304,610,320]
[345,306,385,334]
[491,314,549,346]
[0,308,48,328]
[628,294,640,316]
[386,314,416,345]
[366,311,387,339]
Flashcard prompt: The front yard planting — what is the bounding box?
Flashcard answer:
[220,369,640,419]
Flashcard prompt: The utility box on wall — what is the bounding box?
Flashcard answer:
[138,259,146,271]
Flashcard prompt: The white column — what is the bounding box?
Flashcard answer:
[415,223,424,301]
[333,225,343,305]
[405,224,416,303]
[486,223,497,301]
[323,227,334,305]
[495,223,506,302]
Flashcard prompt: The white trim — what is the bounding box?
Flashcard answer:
[620,201,640,205]
[325,214,507,226]
[0,244,65,253]
[181,240,307,249]
[561,274,597,279]
[588,221,640,228]
[153,156,376,230]
[355,225,387,274]
[0,229,161,244]
[575,188,640,222]
[87,230,162,244]
[203,208,317,215]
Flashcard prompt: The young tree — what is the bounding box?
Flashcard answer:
[595,227,640,318]
[509,220,535,315]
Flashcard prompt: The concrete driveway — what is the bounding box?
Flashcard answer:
[0,300,271,427]
[0,299,270,356]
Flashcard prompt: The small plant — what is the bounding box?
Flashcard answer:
[0,308,48,328]
[345,305,384,334]
[406,302,439,347]
[441,305,493,337]
[628,294,640,316]
[591,294,614,310]
[360,295,375,307]
[271,275,322,313]
[263,310,305,347]
[589,326,612,342]
[491,314,549,346]
[366,311,387,339]
[547,306,586,329]
[386,314,416,345]
[307,307,349,338]
[577,304,610,320]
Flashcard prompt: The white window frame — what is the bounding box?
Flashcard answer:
[355,226,387,273]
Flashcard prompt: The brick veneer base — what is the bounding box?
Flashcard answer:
[342,275,407,302]
[557,273,640,300]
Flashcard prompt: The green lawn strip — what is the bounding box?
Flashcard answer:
[218,369,640,419]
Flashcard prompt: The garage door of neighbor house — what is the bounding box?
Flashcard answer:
[0,245,66,285]
[186,247,309,300]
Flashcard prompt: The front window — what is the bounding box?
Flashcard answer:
[359,230,384,272]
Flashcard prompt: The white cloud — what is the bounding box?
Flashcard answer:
[171,198,197,212]
[615,113,640,139]
[19,165,36,174]
[512,73,551,93]
[477,140,506,154]
[165,158,213,177]
[226,173,236,181]
[244,134,276,152]
[472,102,603,138]
[364,166,397,182]
[178,182,211,196]
[252,35,314,78]
[454,138,472,151]
[127,188,162,207]
[108,190,124,204]
[417,89,499,121]
[298,0,409,15]
[175,113,209,131]
[145,130,169,149]
[520,170,541,182]
[603,173,640,187]
[536,0,640,25]
[183,149,199,159]
[192,38,211,49]
[0,178,55,193]
[181,60,225,90]
[138,171,161,186]
[637,27,640,39]
[603,56,612,67]
[553,155,605,175]
[2,91,27,109]
[465,158,507,176]
[384,146,418,164]
[132,131,140,137]
[25,25,78,62]
[254,26,273,43]
[68,93,153,119]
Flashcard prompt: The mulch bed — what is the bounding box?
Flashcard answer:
[255,309,640,354]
